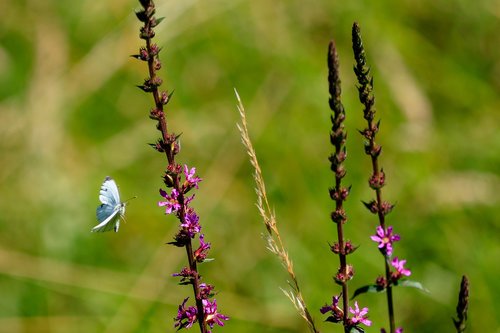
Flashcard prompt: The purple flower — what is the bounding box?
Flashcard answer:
[349,301,371,326]
[391,257,411,278]
[320,295,340,314]
[320,295,343,323]
[174,298,198,330]
[370,225,400,256]
[199,283,215,299]
[194,234,211,262]
[181,209,201,238]
[203,299,229,330]
[172,267,197,284]
[184,165,202,189]
[159,188,181,214]
[184,193,195,206]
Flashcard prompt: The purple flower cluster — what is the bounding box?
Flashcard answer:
[370,225,412,286]
[174,297,228,333]
[175,298,198,330]
[159,164,202,240]
[159,164,228,331]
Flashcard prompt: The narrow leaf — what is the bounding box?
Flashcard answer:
[152,17,165,27]
[352,284,385,299]
[395,279,429,293]
[349,325,365,333]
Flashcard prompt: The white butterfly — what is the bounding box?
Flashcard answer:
[92,177,127,233]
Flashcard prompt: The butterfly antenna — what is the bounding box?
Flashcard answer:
[124,196,138,204]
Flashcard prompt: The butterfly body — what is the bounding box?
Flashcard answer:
[92,177,126,232]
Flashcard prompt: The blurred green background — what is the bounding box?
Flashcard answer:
[0,0,499,332]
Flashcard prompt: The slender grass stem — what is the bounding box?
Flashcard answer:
[235,90,320,333]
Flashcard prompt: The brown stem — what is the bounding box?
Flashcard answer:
[137,2,207,331]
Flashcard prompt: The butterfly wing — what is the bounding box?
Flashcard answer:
[92,204,121,232]
[99,177,120,206]
[92,177,124,233]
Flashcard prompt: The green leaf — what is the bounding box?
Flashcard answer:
[349,325,365,333]
[200,258,215,263]
[395,279,430,293]
[155,17,165,26]
[352,284,385,299]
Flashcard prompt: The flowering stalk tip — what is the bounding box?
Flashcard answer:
[453,275,469,333]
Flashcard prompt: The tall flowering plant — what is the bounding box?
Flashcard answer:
[320,41,371,333]
[132,1,227,332]
[350,22,426,333]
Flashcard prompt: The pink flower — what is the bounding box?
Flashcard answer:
[180,209,201,238]
[184,164,202,189]
[174,298,198,330]
[370,225,400,256]
[391,257,411,277]
[203,299,229,330]
[194,234,211,262]
[158,188,181,214]
[349,301,372,326]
